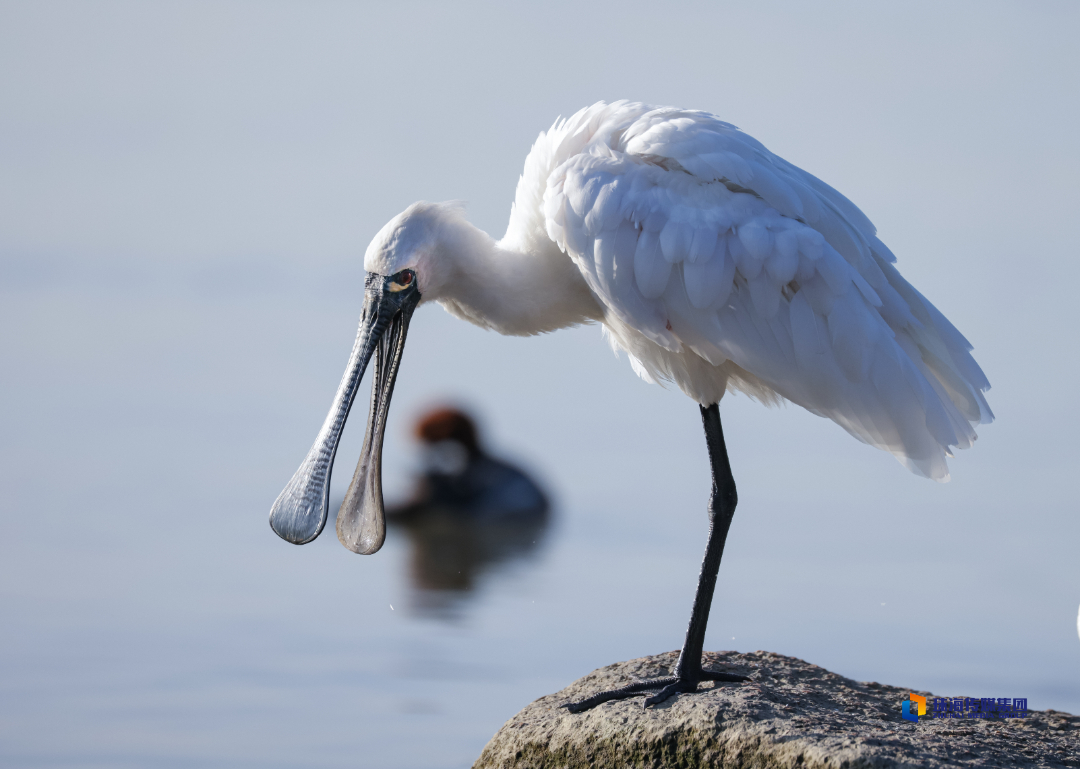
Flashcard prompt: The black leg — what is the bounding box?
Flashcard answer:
[673,402,738,679]
[565,403,747,713]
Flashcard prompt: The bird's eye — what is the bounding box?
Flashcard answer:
[387,269,416,292]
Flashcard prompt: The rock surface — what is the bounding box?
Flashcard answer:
[473,651,1078,768]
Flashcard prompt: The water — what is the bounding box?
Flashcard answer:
[1,263,1078,768]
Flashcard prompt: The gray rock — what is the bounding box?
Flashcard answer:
[473,651,1078,768]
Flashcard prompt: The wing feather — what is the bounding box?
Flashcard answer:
[633,229,670,299]
[536,101,992,479]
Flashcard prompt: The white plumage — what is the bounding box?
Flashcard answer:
[366,100,993,480]
[271,100,996,708]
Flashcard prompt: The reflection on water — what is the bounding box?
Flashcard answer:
[339,407,551,616]
[389,508,549,615]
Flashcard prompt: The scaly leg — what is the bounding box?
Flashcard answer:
[565,403,747,713]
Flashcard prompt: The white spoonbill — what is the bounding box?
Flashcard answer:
[270,101,993,711]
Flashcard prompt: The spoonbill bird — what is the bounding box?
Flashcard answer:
[270,101,993,711]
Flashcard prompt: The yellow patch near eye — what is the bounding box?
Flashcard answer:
[387,270,415,292]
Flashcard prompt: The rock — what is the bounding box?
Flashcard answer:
[473,650,1078,768]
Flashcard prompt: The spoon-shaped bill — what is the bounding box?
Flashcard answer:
[337,305,415,554]
[269,272,420,546]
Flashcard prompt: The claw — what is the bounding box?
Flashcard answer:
[643,678,686,708]
[700,669,749,683]
[565,667,747,713]
[643,680,695,709]
[564,677,677,713]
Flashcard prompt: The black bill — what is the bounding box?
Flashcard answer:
[269,270,421,553]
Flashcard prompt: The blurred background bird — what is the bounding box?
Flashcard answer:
[391,406,548,522]
[383,406,549,608]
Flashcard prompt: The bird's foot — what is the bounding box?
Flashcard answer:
[563,667,747,713]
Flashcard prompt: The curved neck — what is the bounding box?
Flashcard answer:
[434,217,602,336]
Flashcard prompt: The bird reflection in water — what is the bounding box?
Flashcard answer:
[386,407,550,614]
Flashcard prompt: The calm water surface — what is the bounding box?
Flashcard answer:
[1,271,1077,768]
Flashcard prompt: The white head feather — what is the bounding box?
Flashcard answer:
[363,201,470,301]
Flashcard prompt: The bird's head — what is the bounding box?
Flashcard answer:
[269,201,465,555]
[363,201,468,301]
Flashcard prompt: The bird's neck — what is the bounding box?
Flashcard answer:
[433,217,602,336]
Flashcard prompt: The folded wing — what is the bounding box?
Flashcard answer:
[540,102,992,480]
